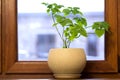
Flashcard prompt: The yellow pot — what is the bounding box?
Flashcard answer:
[48,48,86,79]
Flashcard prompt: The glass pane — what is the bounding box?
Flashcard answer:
[17,0,105,61]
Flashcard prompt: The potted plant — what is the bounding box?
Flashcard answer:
[42,2,109,79]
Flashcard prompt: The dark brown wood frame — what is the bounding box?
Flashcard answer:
[1,0,118,75]
[84,0,118,73]
[0,0,1,73]
[118,0,120,73]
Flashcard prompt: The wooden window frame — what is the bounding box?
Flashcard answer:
[2,0,118,75]
[0,0,1,73]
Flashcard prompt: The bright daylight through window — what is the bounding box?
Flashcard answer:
[17,0,105,61]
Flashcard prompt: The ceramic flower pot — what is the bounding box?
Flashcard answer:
[48,48,86,79]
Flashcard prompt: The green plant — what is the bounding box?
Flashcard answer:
[42,2,109,48]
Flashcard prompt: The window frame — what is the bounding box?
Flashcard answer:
[2,0,118,74]
[0,0,1,73]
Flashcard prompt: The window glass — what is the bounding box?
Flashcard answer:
[17,0,105,61]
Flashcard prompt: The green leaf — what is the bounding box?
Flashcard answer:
[95,29,105,37]
[92,21,109,37]
[55,15,65,23]
[41,2,48,6]
[62,9,71,16]
[92,21,109,30]
[52,23,58,27]
[61,19,72,26]
[64,28,70,37]
[79,28,87,37]
[68,7,72,10]
[47,4,52,8]
[72,7,83,15]
[47,9,50,13]
[92,22,99,29]
[101,22,109,31]
[65,32,69,37]
[55,15,73,27]
[74,17,87,27]
[80,18,87,26]
[74,24,87,37]
[57,5,64,8]
[73,7,80,10]
[51,8,60,14]
[69,35,76,41]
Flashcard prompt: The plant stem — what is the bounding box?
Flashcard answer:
[62,27,64,39]
[51,13,67,48]
[62,27,68,48]
[63,40,67,48]
[67,40,71,48]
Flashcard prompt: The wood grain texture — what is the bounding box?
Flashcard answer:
[84,0,118,73]
[0,73,120,79]
[81,73,120,79]
[0,0,1,73]
[2,0,118,75]
[118,0,120,72]
[2,0,52,73]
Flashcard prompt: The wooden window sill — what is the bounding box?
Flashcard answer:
[4,78,120,80]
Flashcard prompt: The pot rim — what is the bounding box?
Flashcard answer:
[50,48,84,50]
